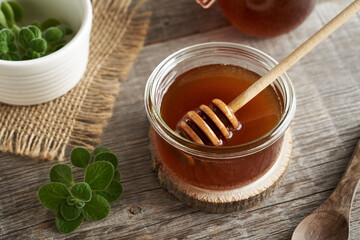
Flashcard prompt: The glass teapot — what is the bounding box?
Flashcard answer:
[196,0,316,37]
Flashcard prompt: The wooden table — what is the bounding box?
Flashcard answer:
[1,0,360,239]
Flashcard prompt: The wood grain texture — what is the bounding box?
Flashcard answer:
[1,0,360,239]
[321,139,360,217]
[137,0,230,44]
[292,140,360,240]
[229,0,360,113]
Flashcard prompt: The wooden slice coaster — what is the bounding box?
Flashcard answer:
[151,128,293,213]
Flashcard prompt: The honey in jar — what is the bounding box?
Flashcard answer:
[152,64,283,190]
[145,43,296,191]
[161,64,281,147]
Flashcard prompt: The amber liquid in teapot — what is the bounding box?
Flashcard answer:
[218,0,316,37]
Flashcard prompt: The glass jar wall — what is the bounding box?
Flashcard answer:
[145,43,296,190]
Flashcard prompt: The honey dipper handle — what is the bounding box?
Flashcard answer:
[228,0,360,113]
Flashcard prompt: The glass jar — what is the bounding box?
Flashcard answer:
[144,42,296,190]
[197,0,316,37]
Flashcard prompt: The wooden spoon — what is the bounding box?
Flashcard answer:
[177,0,360,146]
[292,139,360,240]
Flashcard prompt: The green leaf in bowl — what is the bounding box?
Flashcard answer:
[41,18,60,31]
[1,2,14,28]
[18,27,35,49]
[8,1,23,23]
[44,26,64,42]
[0,10,8,28]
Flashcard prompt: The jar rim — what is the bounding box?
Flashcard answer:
[144,42,296,159]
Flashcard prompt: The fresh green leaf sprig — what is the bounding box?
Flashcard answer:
[38,146,123,234]
[0,1,73,61]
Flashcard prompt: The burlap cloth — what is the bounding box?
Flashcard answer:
[0,0,151,161]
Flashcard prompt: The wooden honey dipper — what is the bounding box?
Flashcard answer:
[178,0,360,146]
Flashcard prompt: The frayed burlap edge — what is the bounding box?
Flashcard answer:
[68,0,151,156]
[0,0,151,161]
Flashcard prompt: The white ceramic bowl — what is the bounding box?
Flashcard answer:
[0,0,92,105]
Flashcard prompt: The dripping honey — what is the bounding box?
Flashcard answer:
[151,64,284,189]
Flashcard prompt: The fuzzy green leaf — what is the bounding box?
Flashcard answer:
[31,21,41,29]
[8,1,23,23]
[38,183,70,211]
[56,211,83,234]
[18,27,35,48]
[50,164,74,187]
[84,161,114,191]
[7,42,16,53]
[1,2,14,28]
[0,52,18,60]
[28,25,42,38]
[10,52,18,60]
[44,27,64,42]
[25,48,42,59]
[0,41,7,53]
[53,43,65,52]
[33,52,40,58]
[96,180,123,203]
[67,196,76,206]
[113,170,121,182]
[94,146,110,157]
[60,201,82,221]
[29,38,47,53]
[75,201,85,209]
[0,10,8,28]
[59,25,73,35]
[41,18,60,31]
[82,195,110,221]
[0,28,14,42]
[70,147,91,168]
[95,152,118,170]
[21,55,31,60]
[1,53,8,60]
[70,182,92,202]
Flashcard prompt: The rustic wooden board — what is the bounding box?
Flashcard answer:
[137,0,230,44]
[1,0,360,239]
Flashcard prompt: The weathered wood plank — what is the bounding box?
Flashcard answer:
[1,0,360,239]
[138,0,230,45]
